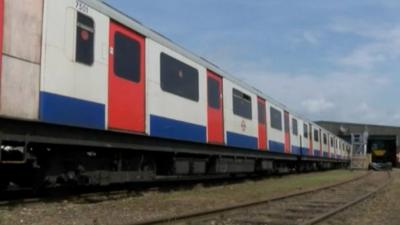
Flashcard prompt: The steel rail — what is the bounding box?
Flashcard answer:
[300,171,392,225]
[126,171,372,225]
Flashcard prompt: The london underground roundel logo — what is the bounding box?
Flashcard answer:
[241,120,247,132]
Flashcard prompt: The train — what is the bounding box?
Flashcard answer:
[0,0,350,189]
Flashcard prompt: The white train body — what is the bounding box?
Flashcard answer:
[0,0,350,161]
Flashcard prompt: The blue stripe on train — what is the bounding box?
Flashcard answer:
[39,92,105,129]
[314,149,321,157]
[150,115,206,143]
[291,146,302,155]
[269,140,284,153]
[226,132,258,149]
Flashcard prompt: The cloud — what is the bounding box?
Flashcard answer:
[330,19,400,69]
[302,31,321,45]
[288,30,321,46]
[301,98,335,114]
[198,17,400,127]
[393,113,400,121]
[337,45,386,69]
[337,40,400,69]
[233,67,397,125]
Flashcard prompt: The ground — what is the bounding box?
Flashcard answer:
[0,170,365,225]
[321,169,400,225]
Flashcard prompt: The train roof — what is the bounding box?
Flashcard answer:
[81,0,348,143]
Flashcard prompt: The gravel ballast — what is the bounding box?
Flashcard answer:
[319,169,400,225]
[0,170,364,225]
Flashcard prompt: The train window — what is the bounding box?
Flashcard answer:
[292,119,298,135]
[160,53,199,101]
[258,101,266,124]
[233,89,252,119]
[208,77,220,109]
[270,107,282,131]
[114,32,140,82]
[314,129,319,142]
[76,12,94,66]
[303,124,308,138]
[323,134,327,145]
[331,137,334,147]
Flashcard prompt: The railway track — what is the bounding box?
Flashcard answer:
[128,171,391,225]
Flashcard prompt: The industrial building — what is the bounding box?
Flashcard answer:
[317,121,399,168]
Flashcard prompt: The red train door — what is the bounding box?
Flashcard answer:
[207,70,224,144]
[257,97,267,150]
[309,124,313,155]
[284,111,291,154]
[108,21,145,133]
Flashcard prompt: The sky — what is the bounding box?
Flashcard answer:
[104,0,400,126]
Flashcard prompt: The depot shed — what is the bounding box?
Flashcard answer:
[316,121,400,167]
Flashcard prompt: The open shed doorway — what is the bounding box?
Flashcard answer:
[367,136,397,167]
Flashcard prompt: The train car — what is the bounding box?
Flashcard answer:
[0,0,350,189]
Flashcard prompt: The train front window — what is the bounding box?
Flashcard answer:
[114,32,140,82]
[76,12,94,66]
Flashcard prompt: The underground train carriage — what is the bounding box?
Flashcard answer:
[0,0,350,189]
